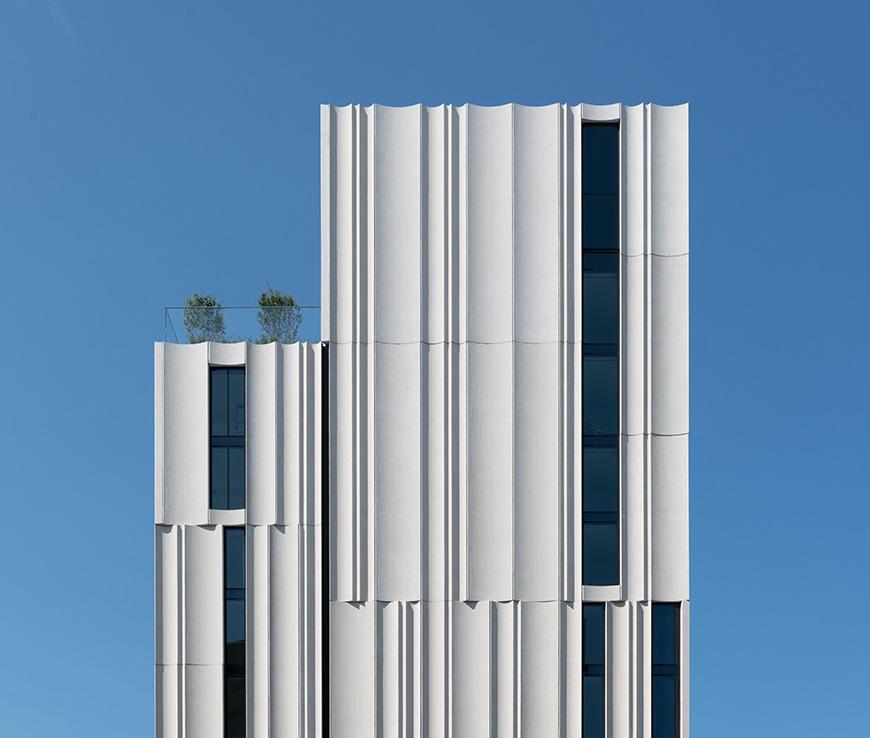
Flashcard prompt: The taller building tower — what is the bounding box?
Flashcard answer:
[155,101,689,738]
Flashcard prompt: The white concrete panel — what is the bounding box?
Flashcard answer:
[321,104,332,341]
[651,104,689,256]
[363,339,376,602]
[423,343,447,601]
[467,104,513,343]
[582,584,622,603]
[651,435,689,601]
[569,105,584,344]
[162,342,208,525]
[331,342,355,601]
[409,602,422,738]
[378,602,402,738]
[514,103,561,342]
[208,341,246,366]
[623,105,646,258]
[622,254,646,437]
[184,664,223,738]
[609,602,630,738]
[331,602,375,738]
[569,340,584,602]
[155,525,179,665]
[270,526,300,738]
[248,525,270,738]
[374,343,421,600]
[248,343,277,525]
[495,602,516,738]
[467,343,513,600]
[639,602,652,738]
[184,525,222,665]
[300,524,323,737]
[424,105,447,344]
[564,602,583,738]
[280,344,301,525]
[519,602,559,738]
[454,104,469,346]
[421,602,447,738]
[623,435,647,603]
[451,602,490,738]
[514,342,560,601]
[303,344,323,527]
[374,104,422,343]
[208,509,246,526]
[331,104,356,344]
[156,664,181,738]
[581,103,621,122]
[651,255,688,435]
[455,340,468,600]
[155,344,165,523]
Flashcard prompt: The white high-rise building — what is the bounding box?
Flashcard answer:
[155,101,689,738]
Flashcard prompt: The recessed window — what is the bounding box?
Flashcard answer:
[582,194,619,249]
[582,125,619,195]
[583,603,605,738]
[583,253,618,347]
[652,603,680,738]
[582,356,618,437]
[582,121,620,586]
[582,521,619,586]
[224,527,246,738]
[210,368,245,510]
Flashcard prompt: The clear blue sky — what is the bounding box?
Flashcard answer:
[1,1,868,736]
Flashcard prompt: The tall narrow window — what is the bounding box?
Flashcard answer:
[652,603,680,738]
[211,367,245,509]
[224,527,246,738]
[583,603,605,738]
[582,122,620,585]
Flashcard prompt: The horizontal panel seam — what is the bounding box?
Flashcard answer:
[326,339,649,346]
[628,251,689,257]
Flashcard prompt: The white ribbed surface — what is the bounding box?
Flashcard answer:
[156,342,323,527]
[155,342,324,738]
[321,102,689,606]
[154,100,689,738]
[321,102,689,738]
[328,600,688,738]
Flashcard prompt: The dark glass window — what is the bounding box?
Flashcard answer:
[211,368,245,509]
[583,255,619,346]
[582,125,619,194]
[582,194,619,249]
[582,356,618,437]
[583,522,619,585]
[583,446,618,513]
[583,604,605,738]
[224,528,245,738]
[582,123,619,250]
[582,121,620,586]
[652,603,680,738]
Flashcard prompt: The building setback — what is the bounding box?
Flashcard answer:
[155,101,689,738]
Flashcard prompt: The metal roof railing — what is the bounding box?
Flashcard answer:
[164,305,321,344]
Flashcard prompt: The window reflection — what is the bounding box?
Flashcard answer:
[582,122,620,587]
[210,367,245,510]
[583,356,618,437]
[583,523,619,585]
[652,603,680,738]
[583,604,605,738]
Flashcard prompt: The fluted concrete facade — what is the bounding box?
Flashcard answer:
[154,100,688,738]
[322,102,689,738]
[155,342,325,738]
